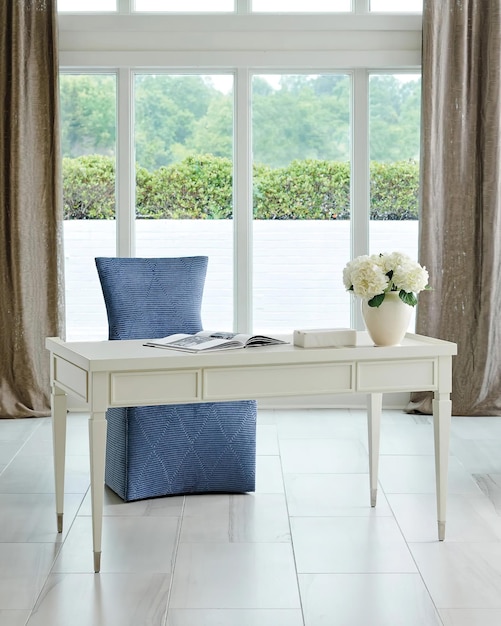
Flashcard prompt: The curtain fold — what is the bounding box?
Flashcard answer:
[0,0,64,418]
[408,0,501,416]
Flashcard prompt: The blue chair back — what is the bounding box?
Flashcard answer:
[95,256,208,340]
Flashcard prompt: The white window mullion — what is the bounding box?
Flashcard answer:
[351,68,370,329]
[117,0,132,13]
[236,0,251,13]
[354,0,370,12]
[116,67,135,257]
[233,68,253,333]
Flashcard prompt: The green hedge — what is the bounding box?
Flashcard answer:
[63,155,115,219]
[63,154,419,220]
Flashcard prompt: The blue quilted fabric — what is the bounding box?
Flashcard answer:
[95,257,257,501]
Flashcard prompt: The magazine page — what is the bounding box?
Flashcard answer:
[143,331,287,352]
[199,331,251,343]
[244,335,287,346]
[144,333,243,352]
[197,331,287,347]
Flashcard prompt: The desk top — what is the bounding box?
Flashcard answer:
[46,332,457,373]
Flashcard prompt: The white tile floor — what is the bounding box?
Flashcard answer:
[2,409,501,625]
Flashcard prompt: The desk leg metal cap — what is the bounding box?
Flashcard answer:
[94,552,101,573]
[57,513,63,533]
[370,489,377,507]
[438,521,446,541]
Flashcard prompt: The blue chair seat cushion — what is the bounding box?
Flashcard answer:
[105,400,257,501]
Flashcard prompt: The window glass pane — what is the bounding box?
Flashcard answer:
[134,74,234,329]
[370,0,422,11]
[369,73,421,328]
[60,74,117,340]
[252,74,351,333]
[58,0,116,11]
[135,0,234,11]
[252,0,350,11]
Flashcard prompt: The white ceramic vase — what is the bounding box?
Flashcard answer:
[361,291,412,346]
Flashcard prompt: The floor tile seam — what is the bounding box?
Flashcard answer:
[296,569,446,624]
[165,495,187,619]
[276,437,307,626]
[296,566,425,575]
[23,485,91,624]
[0,420,47,479]
[382,486,446,624]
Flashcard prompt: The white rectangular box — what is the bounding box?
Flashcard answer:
[293,328,357,348]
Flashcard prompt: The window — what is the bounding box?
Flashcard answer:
[58,0,117,11]
[60,73,117,341]
[369,72,421,329]
[134,73,235,329]
[59,10,422,337]
[134,0,234,11]
[252,0,350,11]
[252,74,351,332]
[370,0,422,11]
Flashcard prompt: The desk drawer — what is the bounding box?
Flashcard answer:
[203,362,354,400]
[110,370,201,406]
[357,359,437,392]
[54,356,88,401]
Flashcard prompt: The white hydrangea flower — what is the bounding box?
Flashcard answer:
[343,250,429,306]
[393,262,429,293]
[348,258,389,299]
[378,251,407,274]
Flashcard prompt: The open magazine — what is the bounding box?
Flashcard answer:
[144,331,287,353]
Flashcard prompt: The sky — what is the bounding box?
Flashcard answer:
[58,1,423,13]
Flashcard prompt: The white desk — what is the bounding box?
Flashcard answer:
[46,332,457,573]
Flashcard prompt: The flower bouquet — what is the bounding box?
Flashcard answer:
[343,251,430,308]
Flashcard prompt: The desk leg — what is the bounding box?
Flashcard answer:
[433,392,452,541]
[89,410,107,573]
[367,393,382,507]
[51,384,67,533]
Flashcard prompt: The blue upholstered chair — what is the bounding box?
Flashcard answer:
[95,256,257,501]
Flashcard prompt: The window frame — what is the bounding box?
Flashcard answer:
[58,0,423,14]
[58,10,422,332]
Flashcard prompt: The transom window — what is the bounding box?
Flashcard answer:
[58,0,423,13]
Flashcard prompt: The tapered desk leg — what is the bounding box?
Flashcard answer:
[51,384,67,533]
[89,410,107,573]
[433,392,452,541]
[367,393,382,507]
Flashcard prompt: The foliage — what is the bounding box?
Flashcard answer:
[62,154,419,221]
[60,73,421,169]
[370,160,419,220]
[136,155,233,219]
[253,160,350,219]
[62,155,115,219]
[251,75,351,167]
[134,75,218,170]
[60,75,116,158]
[369,75,421,162]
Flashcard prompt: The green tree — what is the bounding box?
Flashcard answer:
[60,74,116,157]
[60,72,421,171]
[369,75,421,161]
[181,94,233,159]
[252,74,351,167]
[134,75,218,170]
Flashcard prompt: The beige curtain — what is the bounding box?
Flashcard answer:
[408,0,501,416]
[0,0,64,418]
